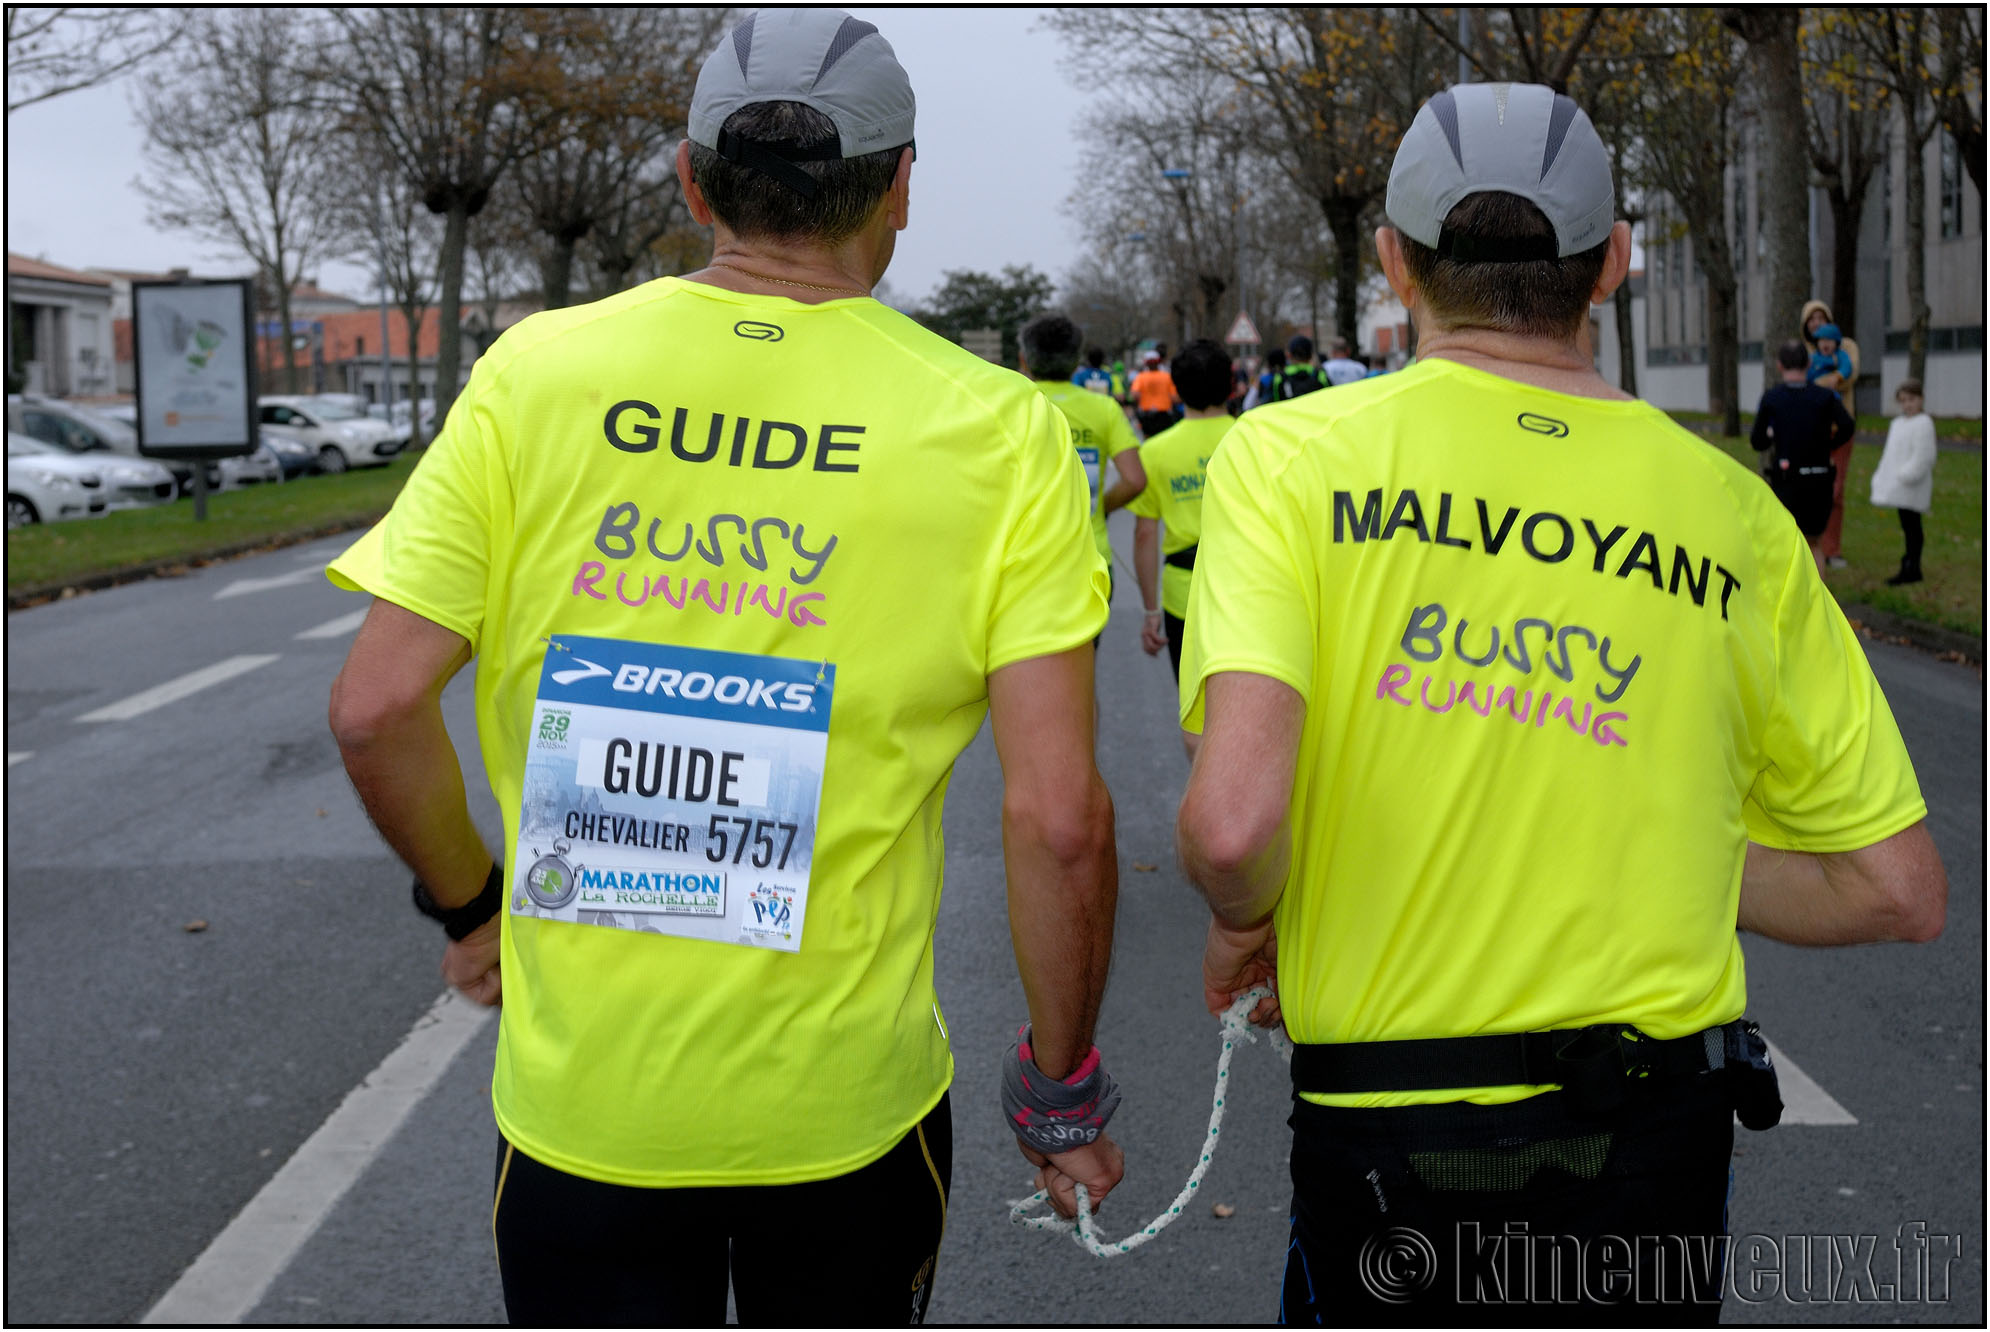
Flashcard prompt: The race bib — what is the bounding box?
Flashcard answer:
[1076,445,1102,508]
[510,636,834,953]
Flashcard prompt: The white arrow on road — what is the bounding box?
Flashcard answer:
[215,564,328,601]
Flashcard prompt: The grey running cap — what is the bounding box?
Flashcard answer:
[688,9,915,198]
[1386,83,1614,260]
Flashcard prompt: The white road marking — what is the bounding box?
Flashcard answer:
[75,655,281,723]
[293,609,368,640]
[140,990,495,1325]
[214,564,327,601]
[8,751,32,766]
[1764,1037,1858,1125]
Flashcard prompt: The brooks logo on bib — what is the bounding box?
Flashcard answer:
[511,635,834,953]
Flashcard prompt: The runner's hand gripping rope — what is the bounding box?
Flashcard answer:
[1007,987,1289,1256]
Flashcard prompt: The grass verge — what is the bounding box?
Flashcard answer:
[6,455,416,600]
[1699,435,1982,640]
[1669,408,1983,441]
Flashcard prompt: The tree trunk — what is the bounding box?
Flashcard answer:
[276,282,298,394]
[1903,111,1931,384]
[1323,201,1362,351]
[1743,11,1813,351]
[434,201,471,429]
[1825,185,1863,341]
[1613,281,1638,395]
[540,237,577,311]
[1703,265,1741,436]
[402,306,426,449]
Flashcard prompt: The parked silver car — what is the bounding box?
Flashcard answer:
[4,399,178,511]
[259,396,403,473]
[7,431,108,527]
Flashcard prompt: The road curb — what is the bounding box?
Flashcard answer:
[1842,601,1983,666]
[5,514,385,612]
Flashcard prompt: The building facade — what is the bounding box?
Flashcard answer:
[1628,108,1983,418]
[7,254,117,399]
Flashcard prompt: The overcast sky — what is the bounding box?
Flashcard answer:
[4,7,1090,308]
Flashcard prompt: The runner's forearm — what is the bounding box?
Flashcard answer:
[1736,824,1946,945]
[1134,519,1162,613]
[1003,776,1118,1078]
[335,701,493,906]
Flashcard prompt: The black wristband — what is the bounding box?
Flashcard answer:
[412,861,503,941]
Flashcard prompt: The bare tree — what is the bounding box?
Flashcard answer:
[1723,8,1813,351]
[509,8,724,309]
[1048,7,1446,351]
[5,6,184,114]
[133,9,349,394]
[1801,14,1891,340]
[321,8,535,425]
[1933,6,1985,197]
[1840,9,1940,383]
[1633,9,1747,434]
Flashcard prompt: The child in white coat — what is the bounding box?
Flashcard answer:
[1870,379,1937,585]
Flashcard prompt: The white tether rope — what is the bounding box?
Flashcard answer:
[1008,987,1290,1257]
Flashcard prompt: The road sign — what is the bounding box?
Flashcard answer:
[1224,311,1261,346]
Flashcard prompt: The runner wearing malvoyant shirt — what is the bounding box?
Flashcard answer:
[1177,82,1944,1322]
[327,10,1125,1324]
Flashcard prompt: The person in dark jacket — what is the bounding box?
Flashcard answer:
[1752,339,1856,568]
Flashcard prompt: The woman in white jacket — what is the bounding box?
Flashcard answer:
[1870,378,1937,585]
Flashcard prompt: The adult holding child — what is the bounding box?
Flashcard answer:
[1799,298,1861,567]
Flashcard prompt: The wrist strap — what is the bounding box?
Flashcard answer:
[1001,1023,1121,1154]
[412,861,502,941]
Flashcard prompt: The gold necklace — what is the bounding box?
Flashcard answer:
[708,261,867,297]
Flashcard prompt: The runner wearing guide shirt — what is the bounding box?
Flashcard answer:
[326,10,1125,1324]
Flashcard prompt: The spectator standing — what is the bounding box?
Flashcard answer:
[1799,298,1861,566]
[1177,82,1943,1322]
[1320,336,1368,386]
[1870,378,1938,586]
[1752,340,1856,570]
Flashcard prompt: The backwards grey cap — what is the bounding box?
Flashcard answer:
[1386,83,1614,261]
[687,9,915,199]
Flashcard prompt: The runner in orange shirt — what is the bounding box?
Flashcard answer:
[1129,351,1181,439]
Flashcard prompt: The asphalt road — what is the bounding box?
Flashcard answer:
[4,516,1981,1325]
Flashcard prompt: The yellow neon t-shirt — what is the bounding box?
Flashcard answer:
[1127,415,1233,619]
[1033,378,1140,565]
[329,277,1108,1185]
[1181,358,1926,1107]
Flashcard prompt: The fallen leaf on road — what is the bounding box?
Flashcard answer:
[315,808,328,818]
[184,920,208,933]
[1212,1203,1236,1218]
[1133,862,1158,873]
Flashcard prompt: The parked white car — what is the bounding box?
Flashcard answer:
[7,431,108,527]
[365,397,434,445]
[260,395,403,474]
[9,395,189,501]
[4,403,178,512]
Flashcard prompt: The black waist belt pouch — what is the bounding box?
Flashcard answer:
[1291,1020,1783,1128]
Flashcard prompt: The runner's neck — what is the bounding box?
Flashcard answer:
[688,234,881,305]
[1416,325,1633,401]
